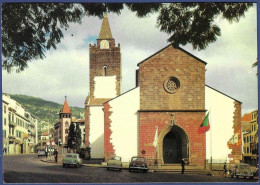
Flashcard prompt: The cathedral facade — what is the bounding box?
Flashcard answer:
[85,15,242,167]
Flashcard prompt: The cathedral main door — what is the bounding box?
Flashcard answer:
[162,126,189,164]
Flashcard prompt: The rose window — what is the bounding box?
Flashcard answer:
[163,77,180,94]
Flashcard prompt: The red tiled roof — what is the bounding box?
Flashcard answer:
[241,113,251,122]
[62,98,71,113]
[42,132,49,136]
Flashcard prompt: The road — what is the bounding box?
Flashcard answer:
[3,154,258,183]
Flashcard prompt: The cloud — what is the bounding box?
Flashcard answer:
[2,5,257,115]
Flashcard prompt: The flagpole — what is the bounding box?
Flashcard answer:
[209,108,212,171]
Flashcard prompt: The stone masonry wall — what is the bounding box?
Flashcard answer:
[139,111,206,167]
[103,102,115,161]
[139,45,205,111]
[84,106,90,147]
[89,40,121,105]
[230,101,242,163]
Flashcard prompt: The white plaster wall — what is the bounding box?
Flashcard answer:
[94,76,117,99]
[205,86,235,162]
[2,102,9,136]
[109,87,140,162]
[89,106,104,158]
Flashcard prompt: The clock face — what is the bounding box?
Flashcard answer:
[100,40,109,49]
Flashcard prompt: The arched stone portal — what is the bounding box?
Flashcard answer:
[158,125,189,164]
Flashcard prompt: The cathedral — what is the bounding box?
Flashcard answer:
[85,14,242,168]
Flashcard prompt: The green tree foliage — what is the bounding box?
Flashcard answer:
[75,123,82,150]
[67,122,76,149]
[157,3,253,50]
[2,3,253,72]
[9,94,84,126]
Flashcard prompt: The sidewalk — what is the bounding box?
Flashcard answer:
[41,156,55,163]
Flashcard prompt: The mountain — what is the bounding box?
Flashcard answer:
[8,94,84,127]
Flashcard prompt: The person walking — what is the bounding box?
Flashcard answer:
[181,159,185,174]
[223,162,227,177]
[54,149,58,163]
[45,149,48,159]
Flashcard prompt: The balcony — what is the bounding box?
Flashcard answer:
[31,132,36,137]
[9,122,17,127]
[8,134,16,139]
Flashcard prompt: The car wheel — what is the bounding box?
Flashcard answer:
[236,175,239,179]
[244,176,246,179]
[76,163,80,168]
[63,164,66,168]
[129,168,131,172]
[107,167,110,171]
[250,176,254,179]
[231,174,233,178]
[119,168,122,171]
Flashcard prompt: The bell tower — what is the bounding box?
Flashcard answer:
[85,14,121,158]
[59,96,72,146]
[88,14,121,105]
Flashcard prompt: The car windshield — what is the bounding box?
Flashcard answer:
[111,156,121,161]
[65,154,77,158]
[132,157,145,162]
[240,165,249,169]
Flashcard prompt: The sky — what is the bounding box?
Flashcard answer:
[2,4,258,115]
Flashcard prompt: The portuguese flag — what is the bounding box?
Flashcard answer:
[198,113,210,134]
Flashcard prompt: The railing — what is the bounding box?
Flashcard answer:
[205,161,236,171]
[9,122,17,127]
[8,134,16,139]
[146,158,163,166]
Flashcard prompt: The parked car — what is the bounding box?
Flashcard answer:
[37,149,45,157]
[230,163,254,179]
[129,156,148,173]
[62,153,82,168]
[107,156,122,171]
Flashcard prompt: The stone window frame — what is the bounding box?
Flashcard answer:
[103,65,108,76]
[163,76,181,94]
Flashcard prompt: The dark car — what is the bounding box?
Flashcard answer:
[129,156,148,173]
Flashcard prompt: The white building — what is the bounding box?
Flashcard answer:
[2,94,38,154]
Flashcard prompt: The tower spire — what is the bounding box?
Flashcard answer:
[98,13,113,39]
[61,97,71,113]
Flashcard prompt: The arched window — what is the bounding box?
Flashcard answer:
[103,65,108,76]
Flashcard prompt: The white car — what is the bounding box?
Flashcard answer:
[62,153,82,168]
[231,163,254,179]
[37,149,45,157]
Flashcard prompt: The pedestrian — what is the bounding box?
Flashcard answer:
[181,159,185,174]
[54,149,58,163]
[45,150,48,159]
[223,162,227,177]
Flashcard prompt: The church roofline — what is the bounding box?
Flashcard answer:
[138,109,207,112]
[137,44,207,66]
[103,87,139,104]
[206,85,242,104]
